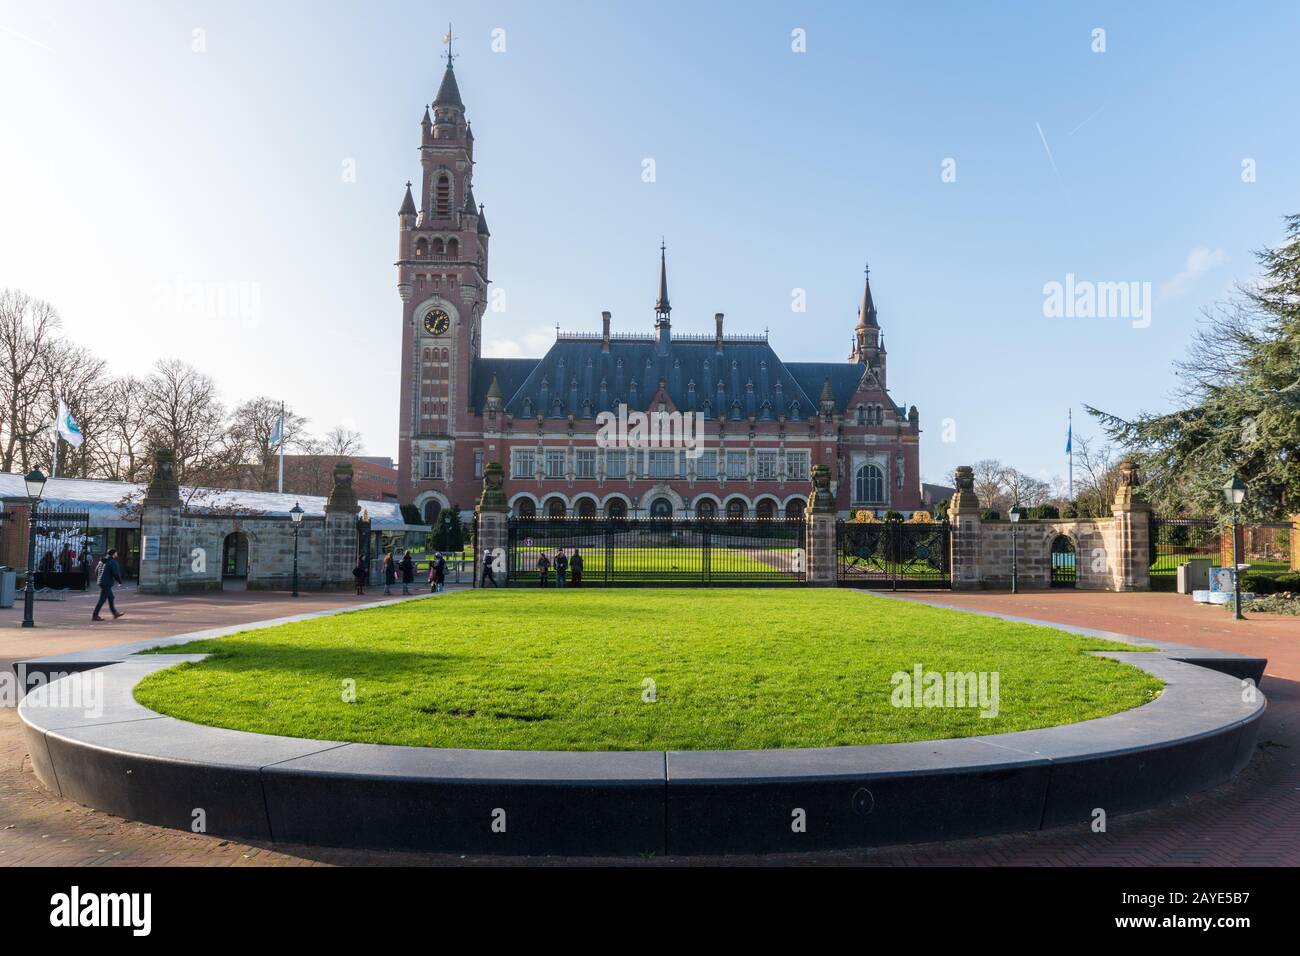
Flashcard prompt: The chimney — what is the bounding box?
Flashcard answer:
[601,311,611,353]
[714,313,724,353]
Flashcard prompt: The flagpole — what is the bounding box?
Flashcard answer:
[1068,408,1074,500]
[277,401,285,494]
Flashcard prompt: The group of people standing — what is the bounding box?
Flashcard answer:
[351,550,448,596]
[534,548,584,588]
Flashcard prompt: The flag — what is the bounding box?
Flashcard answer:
[1065,421,1072,454]
[269,413,284,448]
[55,400,84,448]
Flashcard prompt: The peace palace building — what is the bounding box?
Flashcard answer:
[396,57,922,522]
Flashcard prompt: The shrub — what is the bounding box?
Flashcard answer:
[980,509,1001,521]
[1232,592,1300,615]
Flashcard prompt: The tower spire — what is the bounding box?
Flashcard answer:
[655,240,670,314]
[857,260,878,329]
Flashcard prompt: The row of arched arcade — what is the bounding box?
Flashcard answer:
[507,491,808,520]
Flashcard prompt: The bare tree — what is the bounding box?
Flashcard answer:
[140,359,233,495]
[970,458,1010,512]
[1003,469,1053,509]
[227,397,311,491]
[0,289,63,472]
[323,424,365,457]
[1072,435,1122,517]
[36,340,108,478]
[92,376,150,482]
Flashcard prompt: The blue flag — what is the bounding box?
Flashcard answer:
[1065,421,1072,454]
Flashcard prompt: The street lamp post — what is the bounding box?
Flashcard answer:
[1223,476,1247,621]
[1009,508,1021,595]
[289,502,304,598]
[21,468,47,629]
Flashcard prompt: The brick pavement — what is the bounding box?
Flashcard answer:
[1,587,1294,866]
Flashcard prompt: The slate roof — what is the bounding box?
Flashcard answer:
[0,474,413,529]
[433,63,463,108]
[473,338,885,422]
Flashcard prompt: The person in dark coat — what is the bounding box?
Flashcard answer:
[382,552,396,595]
[553,549,568,588]
[480,550,498,587]
[536,552,550,587]
[352,556,367,595]
[570,548,584,587]
[78,551,91,591]
[400,550,415,595]
[433,553,447,592]
[92,548,124,621]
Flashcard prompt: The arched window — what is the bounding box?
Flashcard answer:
[447,237,459,259]
[435,175,452,217]
[696,499,717,518]
[756,499,776,519]
[422,500,441,525]
[546,497,566,518]
[856,404,865,425]
[649,497,673,519]
[432,237,445,255]
[576,497,597,519]
[725,498,746,519]
[606,498,627,519]
[854,463,885,503]
[785,498,806,518]
[514,499,535,518]
[415,237,428,257]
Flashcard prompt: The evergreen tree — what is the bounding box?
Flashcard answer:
[1087,214,1300,521]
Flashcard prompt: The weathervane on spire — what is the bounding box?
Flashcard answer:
[441,22,457,65]
[864,260,870,279]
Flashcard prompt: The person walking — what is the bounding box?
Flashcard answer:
[536,552,550,587]
[553,548,568,588]
[92,548,124,621]
[480,550,498,588]
[352,555,367,595]
[400,550,415,595]
[382,551,396,595]
[433,552,446,592]
[570,547,584,587]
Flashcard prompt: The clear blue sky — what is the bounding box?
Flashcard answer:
[2,1,1296,487]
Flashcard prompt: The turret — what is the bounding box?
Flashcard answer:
[654,242,671,354]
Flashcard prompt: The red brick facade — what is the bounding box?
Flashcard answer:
[395,59,922,523]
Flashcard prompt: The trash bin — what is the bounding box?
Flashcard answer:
[0,567,15,608]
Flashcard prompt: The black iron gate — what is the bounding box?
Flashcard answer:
[1149,516,1220,591]
[505,516,805,586]
[836,518,951,589]
[31,507,93,590]
[1050,535,1077,588]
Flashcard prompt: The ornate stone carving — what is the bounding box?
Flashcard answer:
[950,464,981,513]
[324,461,360,514]
[477,461,508,513]
[1112,459,1149,511]
[808,463,836,514]
[143,448,181,505]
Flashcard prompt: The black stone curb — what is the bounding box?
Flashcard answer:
[16,604,1267,856]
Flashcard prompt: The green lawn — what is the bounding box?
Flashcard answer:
[135,590,1160,751]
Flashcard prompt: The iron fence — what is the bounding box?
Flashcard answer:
[836,518,951,589]
[1149,516,1220,591]
[505,516,806,586]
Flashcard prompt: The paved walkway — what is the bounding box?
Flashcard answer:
[1,588,1295,866]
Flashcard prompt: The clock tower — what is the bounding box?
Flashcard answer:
[395,48,490,510]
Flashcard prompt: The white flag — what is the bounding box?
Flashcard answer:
[56,400,84,448]
[269,414,284,448]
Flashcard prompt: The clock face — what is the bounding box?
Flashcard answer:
[423,308,450,336]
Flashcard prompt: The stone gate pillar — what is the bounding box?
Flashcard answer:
[323,461,360,590]
[475,461,509,586]
[948,465,982,590]
[804,464,837,586]
[139,449,182,594]
[1292,514,1300,572]
[1110,459,1151,591]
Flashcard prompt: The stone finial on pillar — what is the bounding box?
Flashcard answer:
[1111,459,1150,513]
[325,461,360,515]
[477,461,508,513]
[143,448,181,505]
[808,464,836,514]
[950,465,980,515]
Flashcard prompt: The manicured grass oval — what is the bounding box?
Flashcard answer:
[135,590,1161,751]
